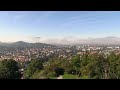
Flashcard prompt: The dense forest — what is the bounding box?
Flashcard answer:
[1,51,120,79]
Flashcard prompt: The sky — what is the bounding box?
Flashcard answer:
[0,11,120,43]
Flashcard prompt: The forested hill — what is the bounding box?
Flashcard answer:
[0,41,57,51]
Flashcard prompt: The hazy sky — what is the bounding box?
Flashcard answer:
[0,11,120,42]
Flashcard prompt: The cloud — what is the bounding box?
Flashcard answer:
[30,36,90,45]
[1,35,120,45]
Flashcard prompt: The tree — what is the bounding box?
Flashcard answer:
[60,58,73,74]
[79,52,101,79]
[71,55,81,68]
[70,55,81,77]
[55,67,64,77]
[107,52,120,79]
[24,60,43,79]
[0,59,21,79]
[89,54,106,79]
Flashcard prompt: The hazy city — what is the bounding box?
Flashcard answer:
[0,11,120,79]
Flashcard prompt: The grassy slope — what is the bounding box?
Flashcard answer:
[49,77,57,79]
[63,74,78,79]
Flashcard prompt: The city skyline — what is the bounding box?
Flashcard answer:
[0,11,120,43]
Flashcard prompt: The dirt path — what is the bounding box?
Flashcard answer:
[57,75,63,79]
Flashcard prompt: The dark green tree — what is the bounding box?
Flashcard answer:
[71,55,81,77]
[90,54,107,79]
[0,59,21,79]
[24,60,43,79]
[107,52,120,79]
[55,67,64,77]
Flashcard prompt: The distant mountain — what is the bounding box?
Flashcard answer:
[0,41,57,51]
[13,41,28,44]
[0,36,120,47]
[11,41,57,48]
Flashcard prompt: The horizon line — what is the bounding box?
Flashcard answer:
[0,36,120,44]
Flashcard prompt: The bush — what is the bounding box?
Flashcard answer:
[55,67,64,76]
[67,69,76,74]
[47,72,57,77]
[30,70,48,79]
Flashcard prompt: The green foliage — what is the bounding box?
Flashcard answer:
[63,74,77,79]
[30,70,48,79]
[79,53,102,79]
[59,58,73,74]
[0,59,21,79]
[69,55,81,77]
[23,51,120,79]
[71,55,81,67]
[107,53,120,79]
[55,67,65,76]
[47,72,57,77]
[79,75,89,79]
[24,60,43,79]
[48,77,57,79]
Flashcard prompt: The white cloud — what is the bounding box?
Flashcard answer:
[29,36,90,45]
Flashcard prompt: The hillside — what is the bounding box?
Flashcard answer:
[0,41,57,51]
